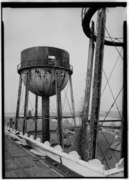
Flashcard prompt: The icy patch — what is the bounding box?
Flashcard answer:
[24,133,28,137]
[88,159,106,171]
[69,151,81,160]
[54,145,63,152]
[10,128,13,132]
[30,135,34,140]
[44,141,51,147]
[36,137,41,142]
[116,158,124,169]
[5,127,124,177]
[20,131,23,136]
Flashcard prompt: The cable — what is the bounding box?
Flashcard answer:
[101,48,123,96]
[28,95,35,115]
[101,87,123,126]
[94,89,123,164]
[50,100,57,117]
[97,130,116,161]
[62,83,69,113]
[63,87,73,116]
[97,130,119,162]
[102,70,122,120]
[19,82,25,116]
[96,141,110,169]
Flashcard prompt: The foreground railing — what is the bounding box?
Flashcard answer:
[5,126,124,177]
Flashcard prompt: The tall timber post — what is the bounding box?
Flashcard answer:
[80,21,95,160]
[81,4,126,165]
[90,8,106,159]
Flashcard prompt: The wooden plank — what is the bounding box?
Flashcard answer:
[80,21,95,161]
[90,8,106,159]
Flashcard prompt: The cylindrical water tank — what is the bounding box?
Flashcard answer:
[17,46,72,96]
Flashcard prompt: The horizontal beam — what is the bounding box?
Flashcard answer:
[100,126,121,130]
[18,116,121,122]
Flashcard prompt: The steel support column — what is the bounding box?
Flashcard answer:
[15,75,22,130]
[55,69,63,147]
[9,118,13,128]
[90,8,106,159]
[42,96,50,143]
[69,75,76,127]
[34,95,38,139]
[23,71,29,134]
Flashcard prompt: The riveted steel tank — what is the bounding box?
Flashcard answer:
[17,46,72,96]
[17,46,73,142]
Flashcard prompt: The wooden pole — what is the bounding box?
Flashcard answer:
[55,69,63,147]
[83,21,95,125]
[69,75,76,127]
[90,8,106,159]
[80,21,95,161]
[15,75,22,130]
[34,95,38,139]
[42,96,50,142]
[23,71,29,134]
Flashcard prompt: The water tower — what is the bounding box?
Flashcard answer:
[15,46,74,145]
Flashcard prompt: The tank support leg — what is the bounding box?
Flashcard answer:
[55,69,63,147]
[42,96,50,143]
[69,76,76,127]
[15,75,22,130]
[35,95,38,139]
[9,118,13,128]
[23,71,29,134]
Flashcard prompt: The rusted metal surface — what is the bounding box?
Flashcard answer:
[20,47,69,67]
[18,47,72,97]
[21,68,69,97]
[18,46,72,74]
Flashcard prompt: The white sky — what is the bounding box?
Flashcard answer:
[2,6,126,115]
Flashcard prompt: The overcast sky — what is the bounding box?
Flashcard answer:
[3,6,126,116]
